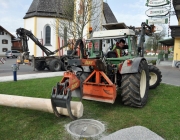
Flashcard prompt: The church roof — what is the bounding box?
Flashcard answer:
[24,0,117,24]
[24,0,64,19]
[103,2,118,23]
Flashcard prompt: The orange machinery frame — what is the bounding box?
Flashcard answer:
[60,59,117,104]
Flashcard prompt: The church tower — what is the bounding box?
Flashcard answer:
[24,0,65,56]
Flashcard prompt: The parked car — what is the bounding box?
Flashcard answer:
[5,50,21,58]
[147,52,155,56]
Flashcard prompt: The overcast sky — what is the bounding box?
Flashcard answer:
[0,0,178,37]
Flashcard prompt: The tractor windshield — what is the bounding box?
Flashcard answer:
[129,36,137,56]
[86,35,136,59]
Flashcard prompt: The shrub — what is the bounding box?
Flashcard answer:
[158,50,164,55]
[149,59,156,65]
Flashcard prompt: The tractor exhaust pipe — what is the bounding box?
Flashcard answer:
[0,94,83,118]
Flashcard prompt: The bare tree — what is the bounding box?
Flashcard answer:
[52,0,102,45]
[145,25,166,54]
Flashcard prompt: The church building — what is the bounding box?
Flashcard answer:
[23,0,117,57]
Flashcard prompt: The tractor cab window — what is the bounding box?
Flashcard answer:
[86,36,135,58]
[129,36,137,56]
[107,37,129,57]
[86,40,102,58]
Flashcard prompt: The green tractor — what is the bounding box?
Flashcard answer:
[83,22,162,106]
[51,22,162,119]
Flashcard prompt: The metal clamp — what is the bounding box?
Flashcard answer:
[51,81,77,120]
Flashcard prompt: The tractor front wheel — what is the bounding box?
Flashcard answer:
[121,60,149,107]
[148,65,162,89]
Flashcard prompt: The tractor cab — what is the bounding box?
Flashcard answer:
[86,27,138,65]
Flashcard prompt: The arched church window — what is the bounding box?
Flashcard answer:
[45,26,51,45]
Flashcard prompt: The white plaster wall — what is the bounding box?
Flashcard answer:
[36,17,57,57]
[0,33,12,55]
[24,18,35,56]
[24,17,67,57]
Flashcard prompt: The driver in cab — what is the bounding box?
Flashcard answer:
[112,39,127,57]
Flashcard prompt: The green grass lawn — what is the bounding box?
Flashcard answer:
[0,77,180,140]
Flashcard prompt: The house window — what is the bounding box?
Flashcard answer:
[0,32,4,35]
[45,26,51,45]
[2,48,8,52]
[2,39,8,44]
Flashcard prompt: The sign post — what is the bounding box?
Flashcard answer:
[146,18,168,24]
[145,0,171,35]
[145,7,169,17]
[146,0,170,7]
[154,25,164,33]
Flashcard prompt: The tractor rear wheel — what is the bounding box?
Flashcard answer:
[148,65,162,89]
[49,59,61,72]
[121,60,149,107]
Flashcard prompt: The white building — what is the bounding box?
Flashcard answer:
[0,26,15,56]
[23,0,117,57]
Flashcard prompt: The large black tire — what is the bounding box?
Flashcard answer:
[35,61,46,71]
[148,65,162,89]
[121,60,149,107]
[49,59,61,72]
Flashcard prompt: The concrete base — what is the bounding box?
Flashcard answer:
[101,126,164,140]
